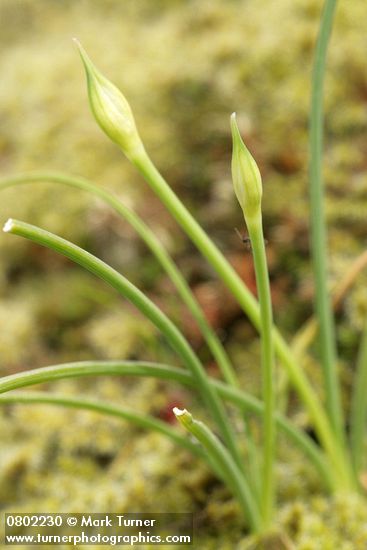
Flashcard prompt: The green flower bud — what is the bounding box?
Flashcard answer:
[74,39,144,161]
[230,113,262,224]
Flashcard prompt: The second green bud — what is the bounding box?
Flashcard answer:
[230,113,262,226]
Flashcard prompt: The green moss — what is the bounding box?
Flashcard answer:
[1,0,367,546]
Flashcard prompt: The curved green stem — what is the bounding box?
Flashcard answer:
[3,218,244,473]
[0,172,237,388]
[0,360,334,490]
[309,0,344,443]
[247,215,275,527]
[174,407,262,532]
[0,391,205,460]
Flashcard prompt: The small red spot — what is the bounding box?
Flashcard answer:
[158,400,185,424]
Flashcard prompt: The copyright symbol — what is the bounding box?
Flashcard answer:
[67,517,77,526]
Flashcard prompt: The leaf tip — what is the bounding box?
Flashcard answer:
[3,218,14,233]
[173,407,186,417]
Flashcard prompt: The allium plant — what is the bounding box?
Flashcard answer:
[0,0,365,541]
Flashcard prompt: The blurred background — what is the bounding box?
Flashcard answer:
[0,0,366,547]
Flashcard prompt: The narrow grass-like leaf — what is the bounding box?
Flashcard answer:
[278,250,367,414]
[3,218,244,473]
[0,391,205,460]
[309,0,344,444]
[0,171,261,501]
[0,172,237,388]
[174,407,262,532]
[0,360,334,489]
[350,320,367,478]
[291,250,367,359]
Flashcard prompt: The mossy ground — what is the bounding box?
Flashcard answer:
[0,0,367,547]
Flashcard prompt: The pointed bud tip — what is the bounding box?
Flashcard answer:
[74,42,144,159]
[72,37,84,55]
[230,111,242,141]
[73,38,94,72]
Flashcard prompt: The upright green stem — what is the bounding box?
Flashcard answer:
[132,150,352,488]
[309,0,344,443]
[247,216,275,527]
